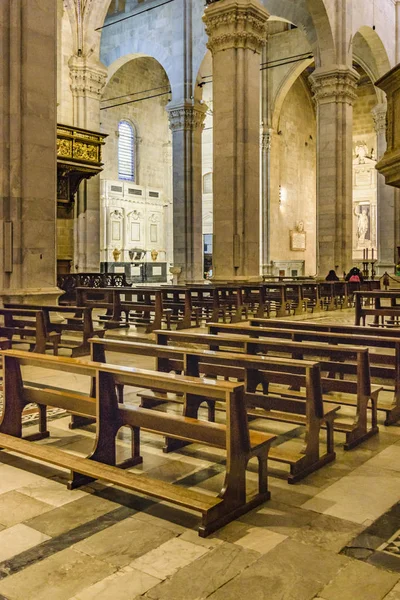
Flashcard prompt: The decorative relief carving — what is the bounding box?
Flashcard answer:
[371,104,387,134]
[57,138,73,158]
[73,141,99,162]
[203,3,269,54]
[69,56,107,99]
[168,106,207,132]
[310,69,359,105]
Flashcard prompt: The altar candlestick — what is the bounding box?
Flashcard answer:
[366,248,369,260]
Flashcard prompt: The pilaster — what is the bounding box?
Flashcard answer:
[310,66,359,276]
[167,101,207,283]
[69,55,107,272]
[203,0,269,281]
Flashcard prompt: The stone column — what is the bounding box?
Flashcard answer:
[167,101,207,283]
[0,0,60,304]
[69,55,107,272]
[310,67,359,277]
[203,0,269,281]
[372,103,396,273]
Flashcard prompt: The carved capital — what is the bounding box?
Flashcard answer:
[261,131,272,151]
[371,103,387,134]
[167,103,208,132]
[69,55,107,99]
[310,67,359,106]
[203,0,269,54]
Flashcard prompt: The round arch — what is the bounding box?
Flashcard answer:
[271,58,315,130]
[352,27,391,105]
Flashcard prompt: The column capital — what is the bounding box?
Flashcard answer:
[167,101,208,132]
[310,66,359,105]
[371,103,387,134]
[203,0,269,54]
[69,55,107,99]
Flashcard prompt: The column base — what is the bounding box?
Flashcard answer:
[375,262,395,276]
[0,287,63,306]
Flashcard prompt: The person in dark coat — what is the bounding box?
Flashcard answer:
[325,270,339,281]
[345,267,364,282]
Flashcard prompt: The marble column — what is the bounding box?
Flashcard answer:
[69,55,107,272]
[168,101,207,283]
[372,103,396,273]
[310,67,359,277]
[0,0,60,304]
[203,0,269,281]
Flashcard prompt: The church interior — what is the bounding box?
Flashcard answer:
[2,0,400,597]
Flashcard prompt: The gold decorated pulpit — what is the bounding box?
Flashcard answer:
[57,124,107,215]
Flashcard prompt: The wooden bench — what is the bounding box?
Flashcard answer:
[0,349,275,537]
[355,290,400,327]
[4,304,104,357]
[57,272,131,305]
[91,337,340,483]
[0,308,60,355]
[75,287,172,333]
[249,318,400,425]
[158,328,380,450]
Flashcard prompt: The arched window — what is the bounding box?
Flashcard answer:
[118,120,135,181]
[203,172,213,194]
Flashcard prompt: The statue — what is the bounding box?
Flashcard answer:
[354,205,369,245]
[151,249,158,262]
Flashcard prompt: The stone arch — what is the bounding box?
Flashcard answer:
[102,43,176,101]
[271,58,315,130]
[352,27,391,105]
[261,0,335,67]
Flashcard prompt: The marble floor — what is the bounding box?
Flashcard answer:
[0,309,400,599]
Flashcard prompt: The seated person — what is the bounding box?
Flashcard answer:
[345,267,363,282]
[325,269,339,281]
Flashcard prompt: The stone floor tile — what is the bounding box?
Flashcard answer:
[0,524,50,562]
[0,464,47,494]
[206,538,348,600]
[302,465,400,524]
[0,491,52,527]
[73,515,176,568]
[129,537,209,579]
[26,493,119,537]
[145,542,260,600]
[319,559,400,600]
[384,582,400,599]
[233,527,287,553]
[72,567,161,600]
[0,548,116,600]
[238,500,317,537]
[178,529,223,548]
[365,445,400,473]
[290,512,365,553]
[132,502,200,532]
[17,478,87,507]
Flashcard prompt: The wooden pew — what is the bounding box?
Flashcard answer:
[4,304,104,357]
[0,349,275,537]
[0,308,60,354]
[158,328,380,450]
[91,337,340,483]
[249,318,400,425]
[354,290,400,327]
[75,287,171,333]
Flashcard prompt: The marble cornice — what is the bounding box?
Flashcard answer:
[203,0,269,54]
[310,67,359,105]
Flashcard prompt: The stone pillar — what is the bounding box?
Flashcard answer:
[310,67,359,277]
[167,101,207,283]
[69,55,107,272]
[372,103,396,273]
[0,0,60,304]
[203,0,269,281]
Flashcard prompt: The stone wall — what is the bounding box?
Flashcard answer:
[270,75,317,276]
